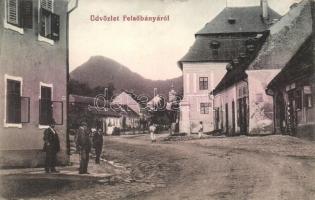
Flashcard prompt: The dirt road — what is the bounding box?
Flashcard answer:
[2,134,315,200]
[107,134,315,200]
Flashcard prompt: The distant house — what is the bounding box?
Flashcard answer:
[178,0,280,134]
[69,94,121,134]
[0,0,78,167]
[112,104,140,131]
[266,0,315,140]
[112,91,142,115]
[212,0,312,135]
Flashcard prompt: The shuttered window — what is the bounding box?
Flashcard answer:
[41,0,54,12]
[7,0,21,26]
[21,0,33,28]
[39,0,60,41]
[6,0,33,29]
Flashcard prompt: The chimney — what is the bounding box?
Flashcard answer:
[261,0,269,20]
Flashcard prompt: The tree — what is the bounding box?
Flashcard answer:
[68,79,93,96]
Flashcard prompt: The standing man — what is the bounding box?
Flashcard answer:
[93,128,104,164]
[43,120,60,173]
[76,122,92,174]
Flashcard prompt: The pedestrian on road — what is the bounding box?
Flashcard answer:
[76,121,92,174]
[93,128,103,164]
[198,121,203,139]
[149,123,157,143]
[43,119,60,173]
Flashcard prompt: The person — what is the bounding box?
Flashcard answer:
[43,120,60,173]
[149,122,156,143]
[93,128,103,164]
[76,122,92,174]
[198,121,203,139]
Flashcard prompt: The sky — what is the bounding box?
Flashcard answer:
[69,0,300,80]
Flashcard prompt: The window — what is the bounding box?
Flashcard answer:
[304,94,313,108]
[200,103,211,114]
[6,80,21,124]
[199,77,208,90]
[39,83,63,127]
[5,76,30,127]
[294,90,302,110]
[39,0,60,42]
[4,0,33,33]
[39,85,52,125]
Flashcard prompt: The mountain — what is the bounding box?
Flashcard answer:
[70,56,183,99]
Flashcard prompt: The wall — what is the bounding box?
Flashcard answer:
[0,0,69,167]
[180,62,226,133]
[247,69,280,135]
[213,84,239,135]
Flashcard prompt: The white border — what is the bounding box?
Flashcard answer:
[3,0,24,34]
[38,81,53,129]
[4,74,23,128]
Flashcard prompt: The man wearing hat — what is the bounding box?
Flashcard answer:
[43,119,60,173]
[76,121,92,174]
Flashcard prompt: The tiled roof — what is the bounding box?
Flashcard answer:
[88,106,121,118]
[211,32,269,95]
[179,35,258,66]
[267,36,314,90]
[248,0,312,70]
[179,5,280,68]
[212,0,313,94]
[197,6,281,35]
[111,104,140,118]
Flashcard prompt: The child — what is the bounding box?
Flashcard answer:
[198,121,203,139]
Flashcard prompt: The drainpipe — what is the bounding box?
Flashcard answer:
[66,0,79,156]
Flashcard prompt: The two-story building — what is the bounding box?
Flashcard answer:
[0,0,78,167]
[178,0,280,134]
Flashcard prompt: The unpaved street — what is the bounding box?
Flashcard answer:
[1,134,315,200]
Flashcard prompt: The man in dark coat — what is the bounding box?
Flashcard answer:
[93,128,103,164]
[76,122,91,174]
[43,120,60,173]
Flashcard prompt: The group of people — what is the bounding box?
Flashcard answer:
[43,120,104,174]
[43,120,204,173]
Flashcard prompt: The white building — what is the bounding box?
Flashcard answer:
[178,0,280,134]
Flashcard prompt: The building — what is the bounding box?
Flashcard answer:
[266,0,315,140]
[68,94,121,134]
[0,0,78,167]
[212,0,312,136]
[178,0,280,134]
[112,91,142,115]
[112,104,140,131]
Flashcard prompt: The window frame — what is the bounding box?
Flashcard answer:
[38,0,57,45]
[38,82,53,129]
[4,74,23,128]
[200,102,211,114]
[3,0,24,34]
[199,77,208,90]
